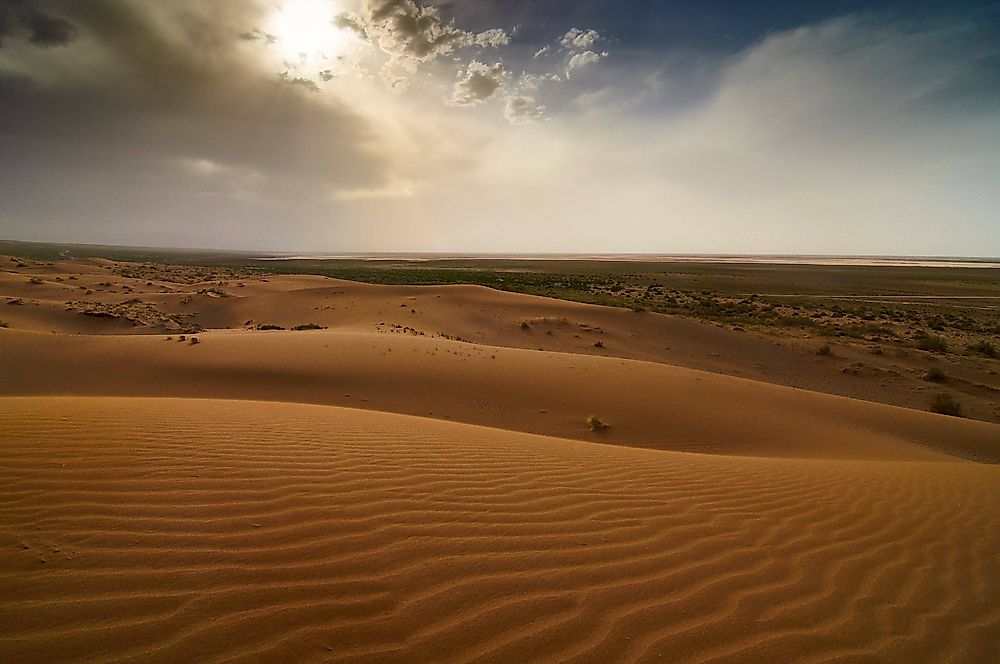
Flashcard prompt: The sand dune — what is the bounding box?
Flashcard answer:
[3,255,999,662]
[1,397,998,663]
[2,328,998,461]
[4,255,999,424]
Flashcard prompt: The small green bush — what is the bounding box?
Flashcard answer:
[916,334,948,353]
[587,415,610,431]
[969,340,998,358]
[923,366,947,382]
[929,393,963,417]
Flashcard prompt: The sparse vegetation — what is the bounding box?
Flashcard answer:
[928,392,963,417]
[189,337,200,345]
[594,340,604,348]
[916,334,948,353]
[969,340,998,358]
[0,320,8,328]
[520,321,530,330]
[27,277,44,285]
[291,323,326,331]
[587,415,610,431]
[257,324,285,330]
[923,366,947,382]
[817,344,833,356]
[65,299,197,331]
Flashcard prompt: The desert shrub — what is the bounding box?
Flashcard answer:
[777,315,816,328]
[969,340,998,358]
[0,320,8,328]
[292,323,325,331]
[817,344,833,356]
[178,335,186,342]
[923,366,947,382]
[257,324,285,330]
[189,337,200,345]
[520,321,530,330]
[27,277,43,285]
[916,334,948,353]
[587,415,610,432]
[594,340,604,348]
[928,393,962,417]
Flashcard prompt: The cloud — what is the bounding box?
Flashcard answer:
[279,72,321,92]
[332,178,415,201]
[631,15,1000,253]
[560,28,599,50]
[566,50,605,77]
[503,95,545,124]
[0,4,77,48]
[0,0,403,248]
[337,0,509,85]
[449,60,505,105]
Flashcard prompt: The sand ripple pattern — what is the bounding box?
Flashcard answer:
[1,397,998,663]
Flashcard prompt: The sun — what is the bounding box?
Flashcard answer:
[269,0,343,63]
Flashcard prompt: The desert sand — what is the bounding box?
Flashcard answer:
[2,255,999,662]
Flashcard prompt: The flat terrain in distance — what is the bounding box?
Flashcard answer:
[1,240,998,663]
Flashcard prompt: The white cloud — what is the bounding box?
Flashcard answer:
[504,95,545,124]
[566,50,605,77]
[560,28,600,50]
[449,60,505,105]
[332,178,415,201]
[336,0,509,88]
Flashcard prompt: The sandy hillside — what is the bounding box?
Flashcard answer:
[2,255,999,662]
[2,397,998,664]
[2,328,999,462]
[3,255,999,423]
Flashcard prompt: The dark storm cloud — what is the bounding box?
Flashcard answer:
[0,0,393,197]
[26,8,75,46]
[0,1,76,48]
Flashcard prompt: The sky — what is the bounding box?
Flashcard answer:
[1,0,999,255]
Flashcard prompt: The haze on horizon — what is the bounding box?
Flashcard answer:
[1,0,999,256]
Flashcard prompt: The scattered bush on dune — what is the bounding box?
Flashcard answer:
[923,366,947,382]
[915,334,948,353]
[292,323,326,331]
[587,415,610,431]
[969,340,998,358]
[929,392,963,417]
[817,343,833,356]
[257,324,285,331]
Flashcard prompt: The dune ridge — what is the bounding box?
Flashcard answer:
[2,397,998,663]
[2,328,997,462]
